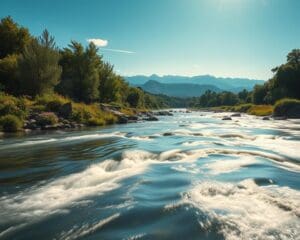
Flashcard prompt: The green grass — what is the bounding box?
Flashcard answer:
[203,103,274,116]
[247,105,273,116]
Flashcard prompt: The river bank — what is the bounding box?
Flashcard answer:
[193,99,300,119]
[0,93,174,134]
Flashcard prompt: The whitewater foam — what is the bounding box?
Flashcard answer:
[183,179,300,240]
[204,156,258,175]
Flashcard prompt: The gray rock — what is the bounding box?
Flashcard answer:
[262,116,270,120]
[273,116,287,120]
[231,113,241,117]
[118,116,128,124]
[222,117,232,120]
[143,116,159,121]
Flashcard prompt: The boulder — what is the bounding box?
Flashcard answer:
[262,116,270,120]
[118,116,128,124]
[143,116,159,121]
[222,117,232,120]
[127,115,139,121]
[231,113,241,117]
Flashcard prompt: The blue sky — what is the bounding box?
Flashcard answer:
[1,0,299,80]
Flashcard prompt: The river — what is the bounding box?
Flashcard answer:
[0,110,299,240]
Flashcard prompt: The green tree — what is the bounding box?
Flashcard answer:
[18,30,62,96]
[252,84,268,104]
[0,16,31,58]
[127,87,144,108]
[58,41,100,103]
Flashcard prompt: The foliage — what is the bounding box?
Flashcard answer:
[0,93,29,118]
[0,54,20,94]
[71,102,117,125]
[126,87,144,108]
[273,98,300,117]
[58,41,100,103]
[18,30,62,96]
[36,112,58,126]
[0,114,23,132]
[247,105,273,116]
[0,16,31,58]
[35,93,68,112]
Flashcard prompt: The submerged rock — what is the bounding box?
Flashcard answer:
[262,116,270,120]
[163,132,174,136]
[231,113,241,117]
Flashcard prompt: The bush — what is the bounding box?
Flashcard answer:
[87,118,105,126]
[0,114,23,132]
[35,94,68,112]
[0,93,29,118]
[247,105,273,116]
[232,103,253,113]
[36,112,58,126]
[273,98,300,118]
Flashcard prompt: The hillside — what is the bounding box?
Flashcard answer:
[125,74,264,92]
[140,80,221,98]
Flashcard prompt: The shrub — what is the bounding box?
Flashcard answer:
[35,94,68,112]
[87,118,105,126]
[0,114,23,132]
[36,112,58,126]
[273,98,300,118]
[0,94,28,118]
[247,105,273,116]
[232,103,253,113]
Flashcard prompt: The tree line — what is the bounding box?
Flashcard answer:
[0,16,162,109]
[189,49,300,108]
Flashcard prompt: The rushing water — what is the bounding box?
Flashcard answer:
[0,111,299,240]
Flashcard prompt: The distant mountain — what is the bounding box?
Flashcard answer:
[140,80,221,98]
[125,74,264,92]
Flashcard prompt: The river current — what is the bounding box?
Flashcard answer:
[0,110,299,240]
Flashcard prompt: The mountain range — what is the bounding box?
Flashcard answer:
[125,74,265,98]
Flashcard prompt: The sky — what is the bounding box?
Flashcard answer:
[1,0,299,80]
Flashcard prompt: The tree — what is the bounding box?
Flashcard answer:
[266,49,300,101]
[287,49,300,65]
[0,16,31,58]
[58,41,100,103]
[0,54,19,94]
[18,30,62,96]
[252,84,268,104]
[127,87,144,108]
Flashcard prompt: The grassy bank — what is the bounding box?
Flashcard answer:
[0,92,141,132]
[200,98,300,117]
[207,104,273,116]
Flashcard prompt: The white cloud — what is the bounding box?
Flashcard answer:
[87,38,135,54]
[87,38,108,47]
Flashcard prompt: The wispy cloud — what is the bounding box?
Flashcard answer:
[87,38,108,47]
[86,38,134,54]
[100,48,135,54]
